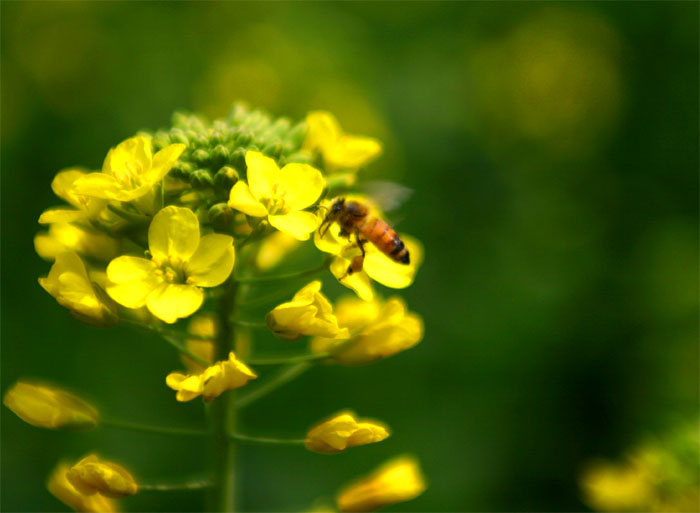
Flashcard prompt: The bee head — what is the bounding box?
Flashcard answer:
[319,198,345,236]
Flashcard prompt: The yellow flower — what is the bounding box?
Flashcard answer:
[580,460,653,512]
[72,135,185,203]
[47,462,117,513]
[228,151,325,240]
[304,111,382,171]
[336,455,427,512]
[38,168,109,225]
[305,411,390,455]
[314,200,423,301]
[181,314,217,373]
[34,222,120,261]
[39,252,118,325]
[106,206,235,324]
[67,455,138,498]
[166,352,257,402]
[311,297,423,366]
[266,281,350,341]
[3,381,99,430]
[255,231,301,271]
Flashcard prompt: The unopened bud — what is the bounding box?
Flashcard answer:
[236,131,252,146]
[214,166,239,190]
[209,203,236,232]
[263,141,283,159]
[191,169,214,188]
[212,144,230,163]
[192,149,210,164]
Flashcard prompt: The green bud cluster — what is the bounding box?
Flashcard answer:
[149,102,310,199]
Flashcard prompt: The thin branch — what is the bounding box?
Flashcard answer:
[235,362,312,409]
[101,418,206,437]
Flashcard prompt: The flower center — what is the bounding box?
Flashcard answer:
[112,160,144,189]
[265,183,289,215]
[153,256,187,284]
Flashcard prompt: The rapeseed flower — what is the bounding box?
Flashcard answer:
[311,297,423,365]
[48,462,117,513]
[336,455,427,512]
[314,199,423,301]
[106,206,234,323]
[305,411,390,454]
[304,111,382,171]
[3,381,98,430]
[266,281,349,341]
[34,222,120,262]
[67,455,138,498]
[72,135,185,205]
[166,352,257,402]
[228,151,325,240]
[580,460,653,512]
[39,252,118,325]
[38,169,109,225]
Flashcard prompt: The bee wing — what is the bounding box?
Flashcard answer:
[356,180,413,213]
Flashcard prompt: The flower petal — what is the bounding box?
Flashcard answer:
[269,211,320,241]
[146,283,203,324]
[245,151,278,200]
[71,173,125,200]
[187,234,235,287]
[103,136,152,176]
[363,235,423,289]
[304,111,342,153]
[144,143,186,183]
[277,163,326,210]
[106,256,161,308]
[331,257,375,301]
[326,135,382,169]
[51,169,88,207]
[228,181,268,217]
[38,208,86,225]
[148,206,200,263]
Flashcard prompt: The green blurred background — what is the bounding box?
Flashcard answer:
[2,2,698,511]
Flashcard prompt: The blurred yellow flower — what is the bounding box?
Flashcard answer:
[266,281,349,341]
[166,351,257,402]
[314,201,423,301]
[67,455,138,498]
[38,168,108,225]
[255,231,301,270]
[47,462,117,513]
[34,222,119,262]
[228,151,325,240]
[336,455,427,512]
[305,411,390,455]
[106,206,235,323]
[39,252,118,325]
[72,135,185,203]
[304,111,382,171]
[580,460,653,512]
[181,314,217,374]
[311,296,423,366]
[3,381,98,430]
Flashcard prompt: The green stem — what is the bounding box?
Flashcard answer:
[209,278,238,512]
[235,362,312,410]
[245,353,330,366]
[107,203,150,223]
[229,433,305,445]
[139,480,212,491]
[235,260,329,284]
[101,418,206,437]
[231,320,267,329]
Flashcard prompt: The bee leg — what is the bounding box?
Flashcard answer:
[356,236,367,257]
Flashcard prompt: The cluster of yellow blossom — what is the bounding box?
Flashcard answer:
[17,105,427,511]
[581,422,699,512]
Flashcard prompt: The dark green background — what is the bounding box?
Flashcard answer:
[2,2,698,511]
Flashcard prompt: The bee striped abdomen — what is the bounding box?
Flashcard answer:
[360,217,410,265]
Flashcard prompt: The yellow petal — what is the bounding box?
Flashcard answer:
[106,256,161,308]
[304,111,342,153]
[38,207,85,225]
[326,135,382,170]
[51,169,88,206]
[67,454,138,498]
[305,411,389,454]
[187,234,235,287]
[269,211,320,241]
[144,143,186,183]
[363,235,423,289]
[146,283,204,324]
[245,151,278,200]
[103,135,152,176]
[47,462,118,513]
[148,206,200,263]
[71,173,125,200]
[331,257,375,301]
[228,181,268,217]
[276,163,326,210]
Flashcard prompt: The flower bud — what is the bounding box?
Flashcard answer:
[191,169,214,188]
[214,166,239,190]
[67,455,138,498]
[212,144,230,163]
[208,203,236,233]
[305,411,390,454]
[336,456,427,512]
[3,381,99,430]
[263,141,283,159]
[47,462,117,512]
[236,131,252,146]
[192,148,210,164]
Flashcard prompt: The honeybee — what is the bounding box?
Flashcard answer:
[319,198,410,276]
